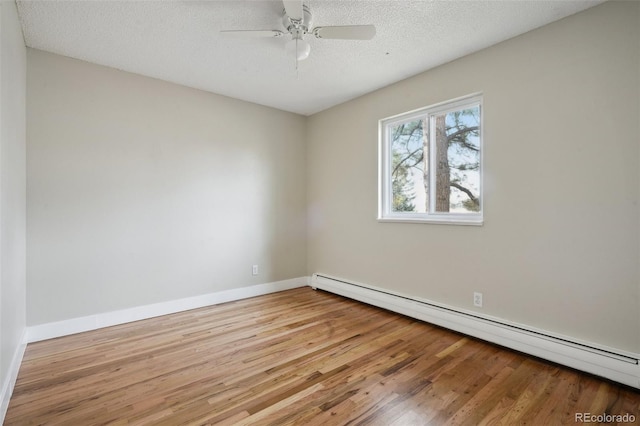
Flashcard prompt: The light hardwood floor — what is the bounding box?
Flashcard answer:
[5,287,640,425]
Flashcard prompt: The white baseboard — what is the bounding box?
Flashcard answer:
[0,330,27,422]
[311,273,640,389]
[28,277,308,343]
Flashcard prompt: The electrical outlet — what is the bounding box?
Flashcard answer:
[473,292,483,307]
[252,265,259,276]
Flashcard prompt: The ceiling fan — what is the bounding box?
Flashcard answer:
[220,0,376,64]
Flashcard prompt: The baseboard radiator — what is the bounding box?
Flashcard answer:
[311,273,640,389]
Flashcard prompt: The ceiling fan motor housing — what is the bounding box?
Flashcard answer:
[283,5,313,34]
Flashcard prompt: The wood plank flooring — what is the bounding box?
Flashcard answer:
[5,287,640,425]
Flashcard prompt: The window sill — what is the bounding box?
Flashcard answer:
[377,215,483,226]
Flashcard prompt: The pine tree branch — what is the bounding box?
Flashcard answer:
[447,126,479,152]
[450,182,479,207]
[392,148,422,176]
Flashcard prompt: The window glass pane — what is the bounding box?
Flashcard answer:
[434,106,481,213]
[390,119,428,213]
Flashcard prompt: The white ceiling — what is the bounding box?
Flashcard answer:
[16,0,604,116]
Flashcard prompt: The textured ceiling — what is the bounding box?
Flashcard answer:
[17,0,604,116]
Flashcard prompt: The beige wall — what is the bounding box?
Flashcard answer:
[1,0,27,392]
[27,50,307,325]
[307,1,640,352]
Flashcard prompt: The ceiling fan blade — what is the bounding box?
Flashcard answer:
[313,25,376,40]
[220,30,285,38]
[282,0,303,21]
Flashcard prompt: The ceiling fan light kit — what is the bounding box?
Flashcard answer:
[221,0,376,66]
[285,37,311,61]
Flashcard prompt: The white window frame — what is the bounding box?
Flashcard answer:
[378,94,483,225]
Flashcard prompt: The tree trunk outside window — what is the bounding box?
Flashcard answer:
[435,114,450,212]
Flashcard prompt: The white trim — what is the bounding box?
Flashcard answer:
[0,331,27,422]
[311,273,640,389]
[377,216,483,226]
[27,277,308,343]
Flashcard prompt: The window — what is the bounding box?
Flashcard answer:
[378,94,482,225]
